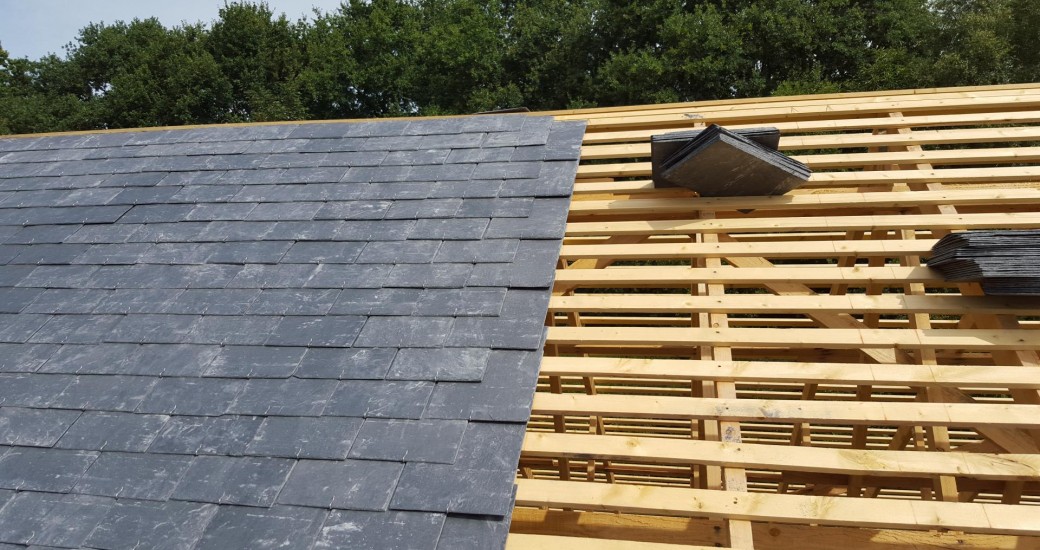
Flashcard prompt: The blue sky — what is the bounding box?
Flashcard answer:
[0,0,347,60]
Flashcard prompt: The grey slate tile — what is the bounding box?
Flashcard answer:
[8,225,82,244]
[334,219,416,241]
[148,415,263,456]
[0,343,59,372]
[264,220,347,241]
[163,289,259,315]
[325,380,433,419]
[117,204,193,224]
[0,373,74,407]
[314,199,390,220]
[389,464,516,516]
[266,315,366,347]
[277,459,403,510]
[384,198,462,219]
[138,377,245,416]
[172,455,293,507]
[0,447,98,491]
[387,347,490,382]
[452,421,527,471]
[50,374,158,412]
[425,350,541,423]
[356,240,441,264]
[227,264,317,289]
[0,313,49,343]
[38,343,140,374]
[122,344,222,376]
[354,316,454,348]
[21,289,107,314]
[409,218,489,240]
[383,263,473,289]
[0,407,81,446]
[84,500,218,550]
[246,201,323,221]
[10,244,89,266]
[73,451,193,500]
[188,315,281,345]
[56,411,168,452]
[436,513,511,550]
[245,416,364,459]
[201,241,293,264]
[228,378,337,416]
[0,492,113,548]
[0,288,39,314]
[195,505,327,550]
[92,289,183,314]
[304,264,391,289]
[433,239,518,263]
[466,239,560,288]
[185,202,258,221]
[348,419,467,464]
[315,510,445,550]
[203,346,305,378]
[414,288,507,318]
[456,197,534,218]
[296,347,397,380]
[427,179,502,198]
[27,314,121,344]
[328,288,421,316]
[106,314,200,343]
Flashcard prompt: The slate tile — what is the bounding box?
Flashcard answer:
[165,264,243,289]
[325,380,433,419]
[106,314,200,344]
[314,200,389,221]
[275,167,349,184]
[229,378,337,416]
[435,513,511,550]
[472,161,542,180]
[447,317,544,350]
[457,197,534,218]
[384,198,462,220]
[354,316,454,348]
[38,343,140,374]
[329,288,420,316]
[466,239,560,288]
[414,288,507,317]
[387,347,490,382]
[382,149,451,166]
[122,344,222,377]
[354,182,430,200]
[425,351,541,423]
[22,289,107,314]
[426,179,502,199]
[281,241,365,264]
[290,122,363,139]
[266,315,366,347]
[138,377,245,416]
[172,455,294,507]
[160,170,228,186]
[0,447,97,491]
[320,150,387,166]
[73,451,194,500]
[383,263,473,289]
[138,243,209,265]
[162,289,259,315]
[245,416,364,459]
[200,241,292,264]
[277,459,403,510]
[195,505,327,550]
[334,219,416,241]
[51,374,158,412]
[218,169,291,186]
[197,220,276,242]
[438,138,500,156]
[148,415,263,456]
[184,202,258,221]
[170,183,242,203]
[0,407,81,447]
[484,199,570,239]
[0,492,113,548]
[227,264,317,289]
[315,510,445,550]
[188,315,281,345]
[203,346,305,378]
[409,218,489,240]
[499,159,577,197]
[511,144,548,161]
[110,185,182,206]
[92,289,183,314]
[358,136,422,152]
[0,313,49,343]
[246,201,323,221]
[56,411,169,452]
[84,500,218,550]
[348,419,467,463]
[10,244,90,266]
[459,115,525,133]
[28,314,121,344]
[296,347,397,380]
[247,289,340,315]
[117,204,193,224]
[452,422,527,471]
[433,239,518,263]
[356,240,441,264]
[264,220,346,241]
[0,343,59,372]
[124,221,207,243]
[8,225,82,244]
[0,373,73,407]
[304,264,391,289]
[0,265,35,287]
[389,464,515,516]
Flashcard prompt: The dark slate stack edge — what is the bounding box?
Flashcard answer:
[0,114,586,550]
[929,229,1040,295]
[650,126,781,188]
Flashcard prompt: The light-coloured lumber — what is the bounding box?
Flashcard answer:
[537,356,1040,388]
[545,326,1040,351]
[548,293,1040,316]
[553,266,939,287]
[521,433,1040,480]
[531,393,1040,429]
[565,212,1040,236]
[558,240,935,260]
[509,508,1040,550]
[513,478,1040,535]
[567,188,1040,216]
[505,533,715,550]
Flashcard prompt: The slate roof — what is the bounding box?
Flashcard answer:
[0,115,585,549]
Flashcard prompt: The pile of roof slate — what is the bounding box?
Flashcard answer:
[0,114,584,549]
[650,125,810,196]
[929,230,1040,295]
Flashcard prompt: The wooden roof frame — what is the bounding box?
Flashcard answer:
[509,83,1040,549]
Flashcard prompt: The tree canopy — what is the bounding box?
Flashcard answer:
[2,0,1038,134]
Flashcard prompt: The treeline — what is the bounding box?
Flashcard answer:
[1,0,1038,135]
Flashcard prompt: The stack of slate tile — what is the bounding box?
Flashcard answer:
[929,230,1040,295]
[0,114,585,549]
[650,124,810,196]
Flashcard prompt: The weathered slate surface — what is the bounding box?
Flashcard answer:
[930,229,1040,295]
[0,114,584,549]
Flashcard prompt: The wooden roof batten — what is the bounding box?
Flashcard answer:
[509,83,1040,550]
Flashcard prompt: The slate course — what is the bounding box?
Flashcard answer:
[0,114,585,549]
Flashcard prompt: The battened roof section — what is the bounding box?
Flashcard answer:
[0,115,584,549]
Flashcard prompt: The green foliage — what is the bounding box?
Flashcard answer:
[2,0,1040,134]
